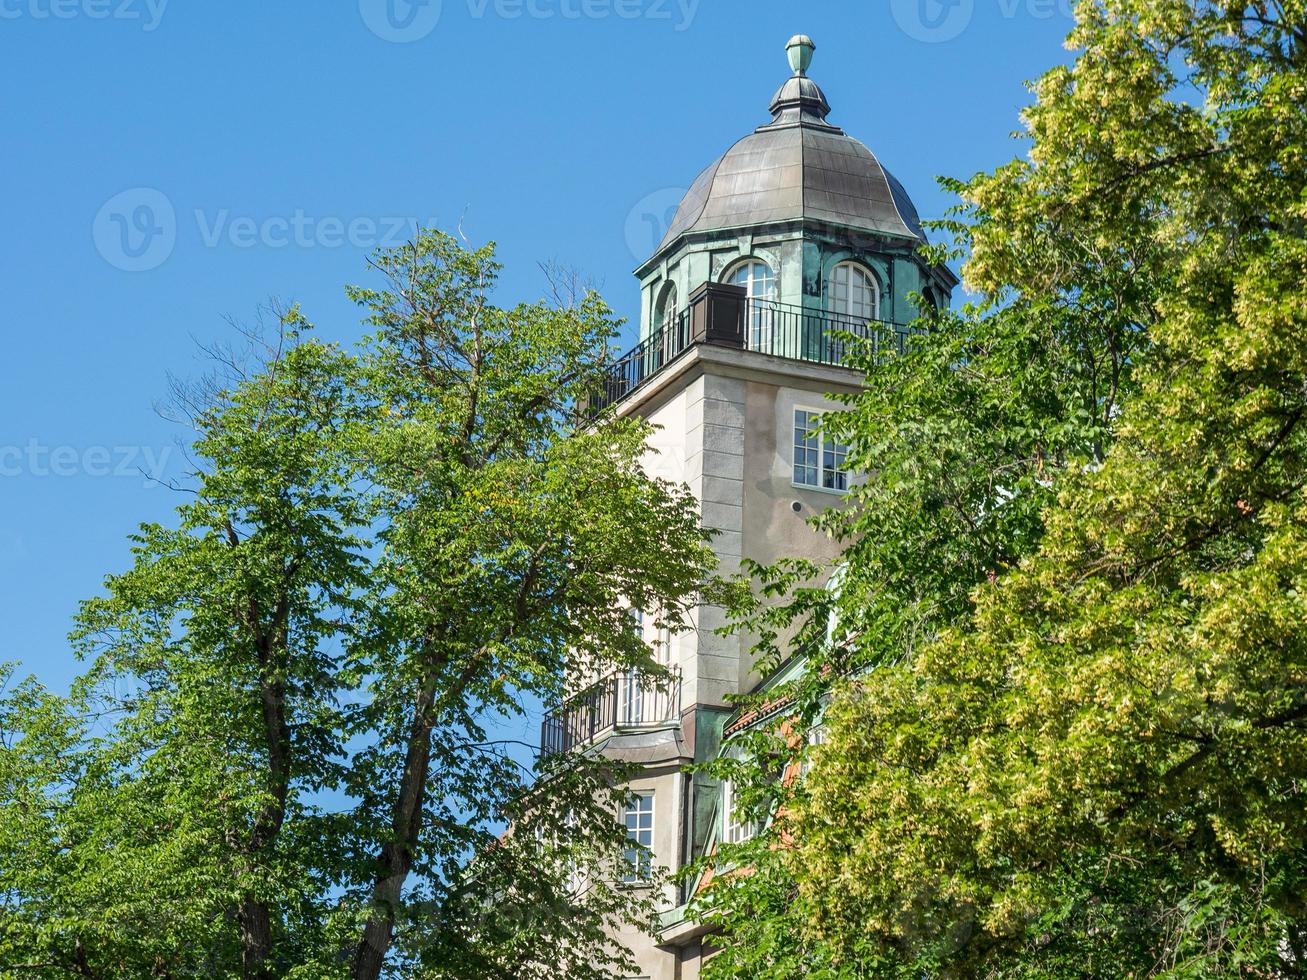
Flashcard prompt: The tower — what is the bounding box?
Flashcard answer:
[542,35,956,978]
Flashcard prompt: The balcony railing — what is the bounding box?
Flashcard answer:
[742,298,912,367]
[588,308,693,416]
[541,667,683,756]
[583,281,913,419]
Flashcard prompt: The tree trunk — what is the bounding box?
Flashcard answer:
[238,899,275,980]
[229,553,294,980]
[351,676,438,980]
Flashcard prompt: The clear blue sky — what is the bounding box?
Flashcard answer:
[1,0,1074,695]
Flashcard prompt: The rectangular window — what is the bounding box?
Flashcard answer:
[794,409,849,492]
[618,672,645,726]
[654,623,673,667]
[723,780,755,845]
[623,792,654,882]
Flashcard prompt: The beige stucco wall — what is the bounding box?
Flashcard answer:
[610,345,859,978]
[737,379,851,693]
[632,347,856,708]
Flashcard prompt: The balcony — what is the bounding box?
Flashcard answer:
[585,281,914,417]
[541,667,683,756]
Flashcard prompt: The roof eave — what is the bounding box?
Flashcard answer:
[634,220,928,279]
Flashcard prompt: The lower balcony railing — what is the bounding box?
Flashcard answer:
[541,667,683,756]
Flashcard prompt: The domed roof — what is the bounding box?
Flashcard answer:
[654,37,925,257]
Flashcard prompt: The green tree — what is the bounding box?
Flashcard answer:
[340,235,711,980]
[0,232,716,979]
[692,1,1307,976]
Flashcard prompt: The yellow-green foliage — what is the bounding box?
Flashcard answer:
[793,2,1307,976]
[694,2,1307,977]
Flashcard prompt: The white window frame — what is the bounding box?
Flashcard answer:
[653,621,673,667]
[725,258,777,301]
[828,261,881,322]
[725,258,778,351]
[655,282,678,333]
[622,792,655,883]
[654,282,681,366]
[793,408,850,493]
[722,777,755,845]
[617,672,645,726]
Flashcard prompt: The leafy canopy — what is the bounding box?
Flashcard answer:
[693,2,1307,977]
[0,232,717,980]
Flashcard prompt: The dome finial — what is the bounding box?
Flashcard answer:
[786,34,815,76]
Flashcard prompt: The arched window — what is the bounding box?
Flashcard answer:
[726,259,777,351]
[727,259,776,302]
[655,282,678,333]
[828,261,880,323]
[653,286,684,371]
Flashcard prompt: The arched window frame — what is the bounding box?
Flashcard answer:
[650,280,685,367]
[724,258,778,351]
[654,280,679,334]
[723,257,778,302]
[827,260,881,323]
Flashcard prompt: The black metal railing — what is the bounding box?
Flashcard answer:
[541,667,683,756]
[583,293,912,419]
[742,299,912,367]
[588,309,692,417]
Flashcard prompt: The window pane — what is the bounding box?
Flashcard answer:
[796,409,851,493]
[794,410,819,486]
[829,262,879,322]
[656,285,677,329]
[732,261,776,350]
[730,260,775,301]
[619,674,643,725]
[823,436,849,491]
[623,794,654,881]
[724,780,755,844]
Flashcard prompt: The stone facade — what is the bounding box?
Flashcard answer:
[551,35,955,978]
